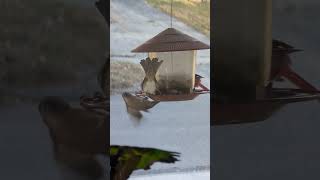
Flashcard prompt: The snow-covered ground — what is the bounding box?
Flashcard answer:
[110,0,210,178]
[130,170,210,180]
[110,0,210,64]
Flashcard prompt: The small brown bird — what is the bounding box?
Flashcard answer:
[38,96,108,179]
[122,92,159,119]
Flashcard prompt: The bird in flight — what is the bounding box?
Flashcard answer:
[122,92,159,120]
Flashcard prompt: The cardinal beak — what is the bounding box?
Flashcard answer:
[288,49,303,54]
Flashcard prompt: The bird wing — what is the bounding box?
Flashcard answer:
[124,95,159,111]
[123,95,143,107]
[134,148,180,169]
[110,146,180,179]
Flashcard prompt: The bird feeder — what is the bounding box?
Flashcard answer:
[132,28,209,99]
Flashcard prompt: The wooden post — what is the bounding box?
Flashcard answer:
[213,0,272,99]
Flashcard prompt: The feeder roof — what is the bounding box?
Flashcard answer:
[132,28,210,52]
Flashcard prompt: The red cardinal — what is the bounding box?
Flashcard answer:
[270,39,318,93]
[194,74,209,91]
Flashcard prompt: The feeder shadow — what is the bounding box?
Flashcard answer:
[212,101,285,126]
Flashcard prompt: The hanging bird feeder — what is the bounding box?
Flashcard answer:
[132,27,210,101]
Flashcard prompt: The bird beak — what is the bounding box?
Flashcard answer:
[289,49,303,54]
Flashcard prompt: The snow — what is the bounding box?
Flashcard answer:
[130,170,210,180]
